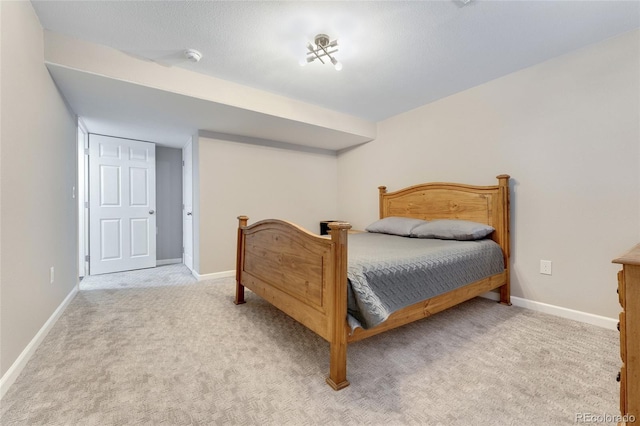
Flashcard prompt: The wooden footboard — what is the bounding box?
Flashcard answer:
[235,217,352,389]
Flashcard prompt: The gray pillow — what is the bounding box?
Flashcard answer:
[365,217,429,237]
[410,219,494,241]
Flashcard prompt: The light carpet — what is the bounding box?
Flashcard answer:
[0,264,620,425]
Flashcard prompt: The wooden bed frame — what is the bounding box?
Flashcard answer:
[235,174,511,390]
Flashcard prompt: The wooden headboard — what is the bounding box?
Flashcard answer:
[378,174,511,264]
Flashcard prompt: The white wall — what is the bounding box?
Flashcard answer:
[195,135,339,274]
[1,2,78,377]
[337,30,640,320]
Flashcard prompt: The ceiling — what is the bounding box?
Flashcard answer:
[32,1,640,149]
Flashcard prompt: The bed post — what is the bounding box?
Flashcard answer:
[326,221,352,390]
[235,215,249,305]
[497,175,511,306]
[378,186,387,219]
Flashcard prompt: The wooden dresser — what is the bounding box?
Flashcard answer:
[613,245,640,423]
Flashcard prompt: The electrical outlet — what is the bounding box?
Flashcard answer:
[540,260,552,275]
[50,267,55,284]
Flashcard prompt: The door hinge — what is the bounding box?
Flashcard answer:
[84,148,89,156]
[182,160,185,166]
[182,247,185,254]
[85,201,89,208]
[85,255,90,261]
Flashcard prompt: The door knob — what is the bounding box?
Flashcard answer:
[187,212,192,216]
[149,210,155,215]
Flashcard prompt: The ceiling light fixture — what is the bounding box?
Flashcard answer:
[303,34,342,71]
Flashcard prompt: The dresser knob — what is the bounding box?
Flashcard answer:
[616,371,621,382]
[618,322,620,331]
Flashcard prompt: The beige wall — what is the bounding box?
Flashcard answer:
[0,2,78,377]
[195,136,338,274]
[337,30,640,319]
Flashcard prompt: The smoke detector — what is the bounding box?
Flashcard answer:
[184,49,203,63]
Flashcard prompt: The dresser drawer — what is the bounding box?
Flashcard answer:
[619,312,626,363]
[620,364,627,415]
[618,270,625,308]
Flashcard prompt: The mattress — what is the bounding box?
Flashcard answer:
[346,232,505,330]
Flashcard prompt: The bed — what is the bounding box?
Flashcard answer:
[234,175,511,390]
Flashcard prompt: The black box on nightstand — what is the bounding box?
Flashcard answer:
[320,220,344,236]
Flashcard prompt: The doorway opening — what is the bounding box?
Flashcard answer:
[78,131,184,276]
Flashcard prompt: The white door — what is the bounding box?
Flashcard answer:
[182,140,194,271]
[89,134,156,275]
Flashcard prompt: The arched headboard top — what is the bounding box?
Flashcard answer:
[378,175,510,260]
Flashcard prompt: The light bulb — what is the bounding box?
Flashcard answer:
[333,59,343,71]
[299,58,307,67]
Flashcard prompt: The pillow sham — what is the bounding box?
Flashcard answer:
[365,217,429,237]
[410,219,494,241]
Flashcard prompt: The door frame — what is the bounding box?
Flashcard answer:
[82,132,189,276]
[78,124,89,277]
[182,137,194,272]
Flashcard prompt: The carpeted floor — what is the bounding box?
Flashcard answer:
[0,264,620,425]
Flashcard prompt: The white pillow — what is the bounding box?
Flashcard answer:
[410,220,494,241]
[365,217,429,237]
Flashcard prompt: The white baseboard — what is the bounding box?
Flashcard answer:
[192,270,235,281]
[156,258,182,266]
[480,292,618,330]
[0,284,78,399]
